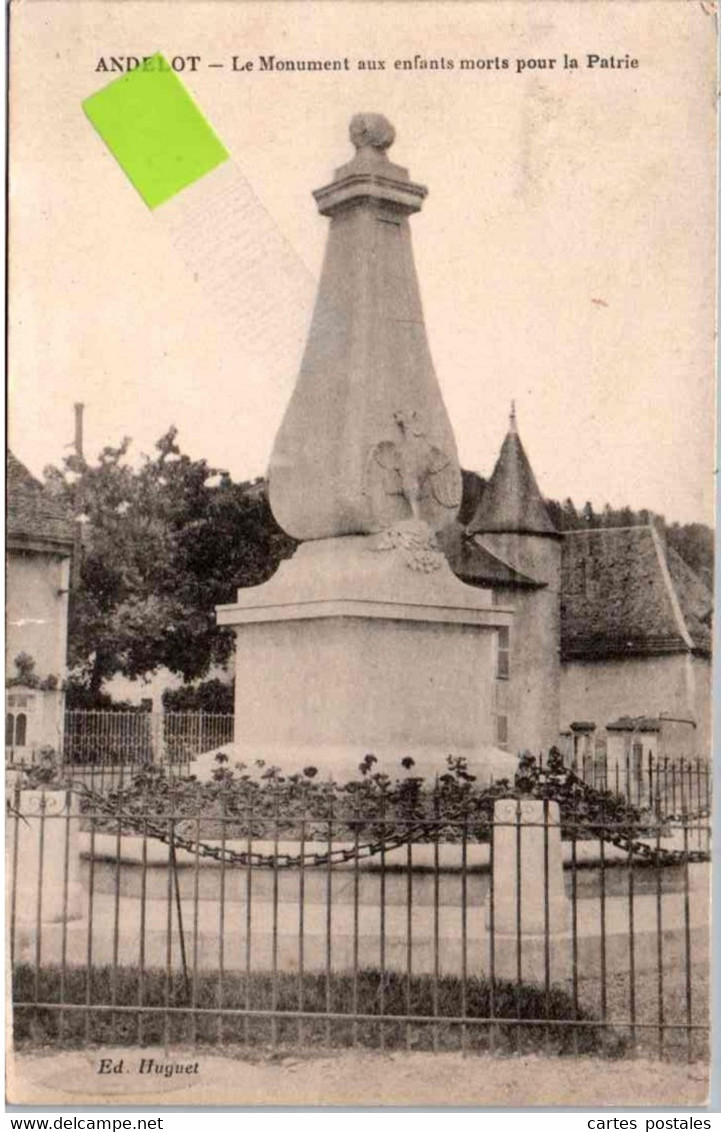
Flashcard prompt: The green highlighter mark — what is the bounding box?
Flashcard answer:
[83,54,229,209]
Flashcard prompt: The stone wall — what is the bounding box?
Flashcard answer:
[6,549,71,755]
[689,654,712,757]
[6,550,70,681]
[484,533,562,754]
[560,653,708,757]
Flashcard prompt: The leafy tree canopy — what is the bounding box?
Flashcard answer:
[44,429,295,699]
[162,678,235,715]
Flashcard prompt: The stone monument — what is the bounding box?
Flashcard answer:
[216,115,515,780]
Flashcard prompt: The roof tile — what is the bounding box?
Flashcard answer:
[7,452,75,547]
[560,526,710,660]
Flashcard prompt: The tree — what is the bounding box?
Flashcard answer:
[581,501,596,527]
[601,503,615,528]
[45,429,296,700]
[544,497,564,531]
[458,469,487,526]
[665,522,715,588]
[561,498,579,529]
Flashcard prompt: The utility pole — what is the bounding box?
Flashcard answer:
[71,402,85,591]
[74,402,84,462]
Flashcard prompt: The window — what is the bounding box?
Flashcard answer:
[496,626,510,680]
[5,712,27,748]
[15,714,27,747]
[496,714,509,750]
[6,693,34,752]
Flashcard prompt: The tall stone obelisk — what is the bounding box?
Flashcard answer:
[217,115,514,780]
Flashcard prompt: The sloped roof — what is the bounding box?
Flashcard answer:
[561,525,711,661]
[665,543,713,654]
[7,451,75,549]
[467,410,559,537]
[438,521,545,588]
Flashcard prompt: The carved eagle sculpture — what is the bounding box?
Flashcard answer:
[365,408,461,528]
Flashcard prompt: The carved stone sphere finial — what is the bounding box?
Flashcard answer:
[349,113,395,153]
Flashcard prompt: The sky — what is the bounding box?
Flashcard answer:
[9,0,717,526]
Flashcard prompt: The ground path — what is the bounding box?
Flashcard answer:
[8,1048,709,1108]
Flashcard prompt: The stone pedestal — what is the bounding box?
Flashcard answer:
[7,789,83,925]
[486,798,570,984]
[216,532,515,781]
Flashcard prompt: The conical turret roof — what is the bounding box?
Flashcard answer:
[467,405,559,537]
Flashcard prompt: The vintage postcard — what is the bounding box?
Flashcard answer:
[6,0,716,1108]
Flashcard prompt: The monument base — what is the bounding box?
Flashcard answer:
[213,530,515,782]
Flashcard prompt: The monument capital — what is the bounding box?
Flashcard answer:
[349,112,396,153]
[313,113,427,218]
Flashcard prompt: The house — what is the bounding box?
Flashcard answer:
[440,409,712,764]
[560,524,712,764]
[6,452,74,759]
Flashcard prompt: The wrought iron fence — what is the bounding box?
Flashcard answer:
[61,710,234,773]
[8,772,711,1061]
[544,750,711,819]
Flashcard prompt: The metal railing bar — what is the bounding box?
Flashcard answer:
[163,805,174,1054]
[59,789,72,1041]
[84,784,97,1045]
[406,837,413,1051]
[14,1001,709,1032]
[218,787,228,1045]
[379,788,387,1050]
[244,795,253,1046]
[460,808,468,1055]
[627,826,636,1051]
[191,810,201,1048]
[271,785,279,1048]
[10,783,20,971]
[325,785,333,1046]
[543,797,551,1054]
[432,780,440,1054]
[33,794,46,1004]
[298,796,307,1047]
[655,776,664,1058]
[138,798,148,1045]
[683,818,693,1063]
[515,797,522,1053]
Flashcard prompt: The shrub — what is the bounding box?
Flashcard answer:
[162,679,234,715]
[12,964,626,1057]
[76,749,658,847]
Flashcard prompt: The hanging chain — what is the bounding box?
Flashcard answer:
[70,777,432,868]
[68,771,711,870]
